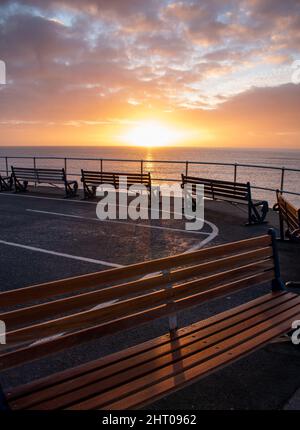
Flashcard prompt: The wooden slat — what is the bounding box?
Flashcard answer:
[4,259,273,343]
[106,316,299,410]
[7,292,287,402]
[192,181,248,194]
[0,235,272,307]
[0,247,273,328]
[12,167,65,184]
[204,189,248,201]
[67,299,300,410]
[173,260,273,300]
[8,292,295,409]
[184,175,248,188]
[13,167,62,173]
[0,270,274,371]
[278,194,298,216]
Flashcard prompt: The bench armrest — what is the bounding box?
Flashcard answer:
[285,281,300,288]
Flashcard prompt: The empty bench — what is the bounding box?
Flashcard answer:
[1,229,299,410]
[0,174,12,192]
[181,174,269,225]
[273,190,300,241]
[81,170,151,199]
[11,166,78,198]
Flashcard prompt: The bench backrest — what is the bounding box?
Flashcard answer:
[276,190,300,233]
[0,230,281,371]
[11,166,66,184]
[182,174,250,201]
[81,170,151,188]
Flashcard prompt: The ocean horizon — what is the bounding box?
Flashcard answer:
[1,145,300,205]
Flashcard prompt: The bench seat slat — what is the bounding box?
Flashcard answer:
[73,298,300,411]
[105,309,299,410]
[8,292,299,410]
[6,291,287,402]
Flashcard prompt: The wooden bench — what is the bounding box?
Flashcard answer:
[181,174,269,225]
[273,190,300,241]
[81,170,151,199]
[11,166,78,198]
[0,229,299,410]
[0,174,12,192]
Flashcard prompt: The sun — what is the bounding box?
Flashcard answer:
[122,120,181,147]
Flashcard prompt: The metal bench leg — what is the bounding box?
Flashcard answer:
[0,385,10,411]
[65,181,78,198]
[269,229,285,291]
[14,178,28,193]
[247,201,268,225]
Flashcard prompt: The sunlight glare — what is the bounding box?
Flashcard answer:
[122,121,182,147]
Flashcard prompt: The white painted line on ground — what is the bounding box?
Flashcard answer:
[0,192,97,204]
[0,239,123,268]
[1,192,219,243]
[185,220,218,251]
[26,209,212,236]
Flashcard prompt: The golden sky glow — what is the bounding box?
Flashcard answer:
[0,1,300,148]
[120,120,201,147]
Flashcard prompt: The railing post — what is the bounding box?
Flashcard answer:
[234,163,237,183]
[33,157,37,187]
[185,161,189,177]
[141,160,144,175]
[5,157,8,176]
[64,158,67,174]
[280,167,285,193]
[99,159,103,173]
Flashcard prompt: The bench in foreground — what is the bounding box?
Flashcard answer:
[81,170,151,199]
[273,190,300,241]
[0,229,299,410]
[11,166,78,198]
[181,174,269,225]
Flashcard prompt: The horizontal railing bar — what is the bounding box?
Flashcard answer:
[1,156,300,199]
[1,155,300,172]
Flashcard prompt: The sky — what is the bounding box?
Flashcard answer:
[0,0,300,148]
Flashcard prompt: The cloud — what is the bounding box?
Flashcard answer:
[0,0,299,147]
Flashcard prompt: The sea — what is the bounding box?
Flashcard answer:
[1,146,300,206]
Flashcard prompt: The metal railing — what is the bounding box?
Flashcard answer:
[0,155,300,197]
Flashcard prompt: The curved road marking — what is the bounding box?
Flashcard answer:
[0,239,122,268]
